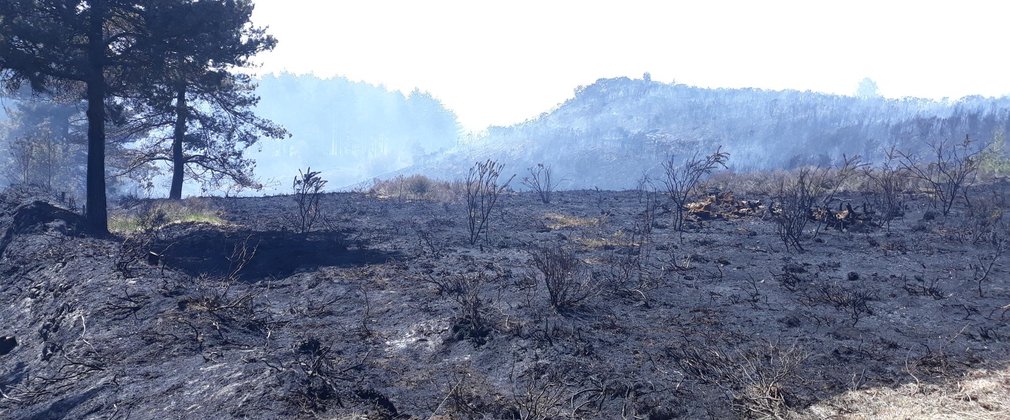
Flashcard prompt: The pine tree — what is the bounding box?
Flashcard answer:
[0,0,283,233]
[123,0,286,199]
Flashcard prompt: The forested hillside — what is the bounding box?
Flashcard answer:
[249,74,461,191]
[403,76,1010,189]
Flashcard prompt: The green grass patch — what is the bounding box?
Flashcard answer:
[110,199,227,234]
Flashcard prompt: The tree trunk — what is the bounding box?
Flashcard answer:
[85,0,108,234]
[169,85,187,200]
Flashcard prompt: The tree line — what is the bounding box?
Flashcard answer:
[0,0,286,234]
[412,76,1010,190]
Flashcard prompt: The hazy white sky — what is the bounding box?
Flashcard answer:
[250,0,1010,131]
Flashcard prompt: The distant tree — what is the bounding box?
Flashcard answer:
[856,77,880,99]
[1,98,86,192]
[250,74,460,188]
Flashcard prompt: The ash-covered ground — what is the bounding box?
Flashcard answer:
[1,184,1009,419]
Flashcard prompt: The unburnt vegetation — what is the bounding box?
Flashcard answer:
[2,145,1010,419]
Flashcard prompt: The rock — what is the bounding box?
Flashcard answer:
[783,263,807,274]
[778,315,802,328]
[0,336,16,356]
[830,326,863,341]
[689,254,709,263]
[0,201,84,258]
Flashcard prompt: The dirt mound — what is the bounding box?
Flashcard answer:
[0,200,84,258]
[0,196,400,419]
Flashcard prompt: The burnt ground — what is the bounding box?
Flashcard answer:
[0,184,1009,419]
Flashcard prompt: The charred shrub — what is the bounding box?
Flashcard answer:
[176,238,260,324]
[522,163,559,204]
[425,269,497,345]
[772,169,817,252]
[772,155,862,252]
[291,168,326,233]
[411,220,449,258]
[528,245,597,312]
[863,147,909,231]
[434,365,514,418]
[507,355,570,420]
[896,135,986,216]
[278,338,391,417]
[114,234,153,278]
[675,340,809,419]
[800,282,875,326]
[730,341,810,419]
[903,275,946,300]
[289,338,344,413]
[956,189,1008,245]
[662,146,729,235]
[465,159,514,246]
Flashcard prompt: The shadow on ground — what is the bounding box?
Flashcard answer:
[148,224,396,281]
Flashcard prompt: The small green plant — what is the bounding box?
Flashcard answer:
[980,127,1010,178]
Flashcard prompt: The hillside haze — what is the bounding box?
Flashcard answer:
[248,73,461,192]
[396,77,1010,189]
[0,74,462,197]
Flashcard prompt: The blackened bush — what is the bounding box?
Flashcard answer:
[863,147,909,231]
[773,169,817,253]
[465,160,514,246]
[896,136,986,216]
[425,270,495,344]
[772,155,862,252]
[662,146,729,236]
[291,168,326,233]
[528,245,596,311]
[522,163,558,204]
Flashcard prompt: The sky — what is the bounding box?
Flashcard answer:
[249,0,1010,132]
